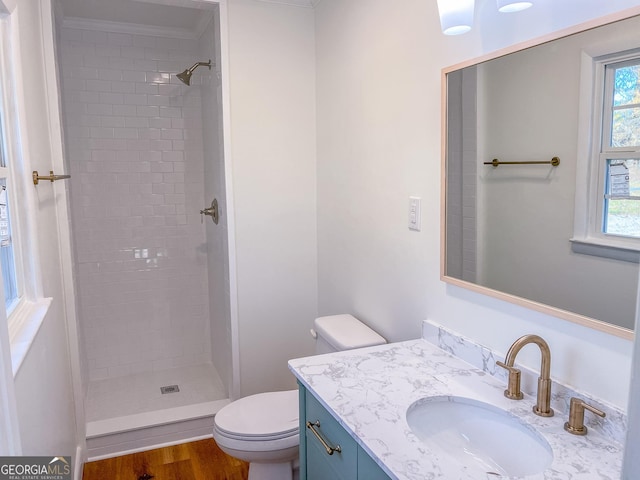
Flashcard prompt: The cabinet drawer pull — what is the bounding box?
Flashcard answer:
[306,420,342,455]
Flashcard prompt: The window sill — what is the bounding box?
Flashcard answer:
[570,237,640,263]
[8,297,52,377]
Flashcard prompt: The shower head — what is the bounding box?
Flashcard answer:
[176,70,193,85]
[176,60,212,86]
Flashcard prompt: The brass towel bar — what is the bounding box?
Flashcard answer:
[33,170,71,185]
[484,157,560,168]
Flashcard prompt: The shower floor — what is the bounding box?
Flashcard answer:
[86,363,228,439]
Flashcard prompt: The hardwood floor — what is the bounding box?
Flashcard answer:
[82,439,249,480]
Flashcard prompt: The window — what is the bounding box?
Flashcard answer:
[0,19,25,326]
[572,50,640,260]
[600,60,640,239]
[0,118,20,315]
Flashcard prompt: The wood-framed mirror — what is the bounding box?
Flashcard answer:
[441,11,640,340]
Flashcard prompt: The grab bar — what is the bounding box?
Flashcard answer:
[484,157,560,168]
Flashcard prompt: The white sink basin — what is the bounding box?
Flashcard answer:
[406,396,553,477]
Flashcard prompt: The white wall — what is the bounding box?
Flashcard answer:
[11,0,78,461]
[226,0,317,396]
[315,0,640,410]
[316,0,432,344]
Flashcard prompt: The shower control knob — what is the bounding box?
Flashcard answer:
[200,198,219,224]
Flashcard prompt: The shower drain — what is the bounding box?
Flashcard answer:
[160,385,180,394]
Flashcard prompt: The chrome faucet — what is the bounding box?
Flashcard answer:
[497,334,554,417]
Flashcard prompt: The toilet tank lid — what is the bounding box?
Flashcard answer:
[314,314,386,350]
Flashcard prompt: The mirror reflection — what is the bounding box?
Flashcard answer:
[444,15,640,333]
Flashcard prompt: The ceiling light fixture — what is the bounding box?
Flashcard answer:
[436,0,475,36]
[496,0,533,13]
[437,0,534,35]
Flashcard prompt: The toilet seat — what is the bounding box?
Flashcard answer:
[213,426,300,453]
[215,428,297,441]
[214,389,299,441]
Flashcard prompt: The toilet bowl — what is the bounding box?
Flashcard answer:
[214,390,299,480]
[213,314,386,480]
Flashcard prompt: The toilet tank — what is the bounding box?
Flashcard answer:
[312,314,386,354]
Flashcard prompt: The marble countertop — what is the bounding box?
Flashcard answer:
[288,339,623,480]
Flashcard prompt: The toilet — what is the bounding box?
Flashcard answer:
[213,314,386,480]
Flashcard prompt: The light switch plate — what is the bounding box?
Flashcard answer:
[409,196,421,231]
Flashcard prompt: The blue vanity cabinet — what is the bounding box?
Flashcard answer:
[298,383,391,480]
[357,447,392,480]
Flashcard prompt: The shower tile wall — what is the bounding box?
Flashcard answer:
[59,26,211,381]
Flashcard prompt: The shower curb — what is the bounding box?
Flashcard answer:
[86,399,229,460]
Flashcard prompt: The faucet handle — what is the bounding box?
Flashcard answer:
[564,397,606,435]
[496,361,524,400]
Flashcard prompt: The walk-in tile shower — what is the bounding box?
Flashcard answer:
[55,0,231,455]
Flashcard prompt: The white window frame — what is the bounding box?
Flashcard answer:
[0,22,26,320]
[572,46,640,262]
[0,0,51,374]
[0,0,22,456]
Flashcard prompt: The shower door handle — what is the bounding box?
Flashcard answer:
[200,198,219,224]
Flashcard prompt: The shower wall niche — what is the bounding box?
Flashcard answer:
[57,7,230,439]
